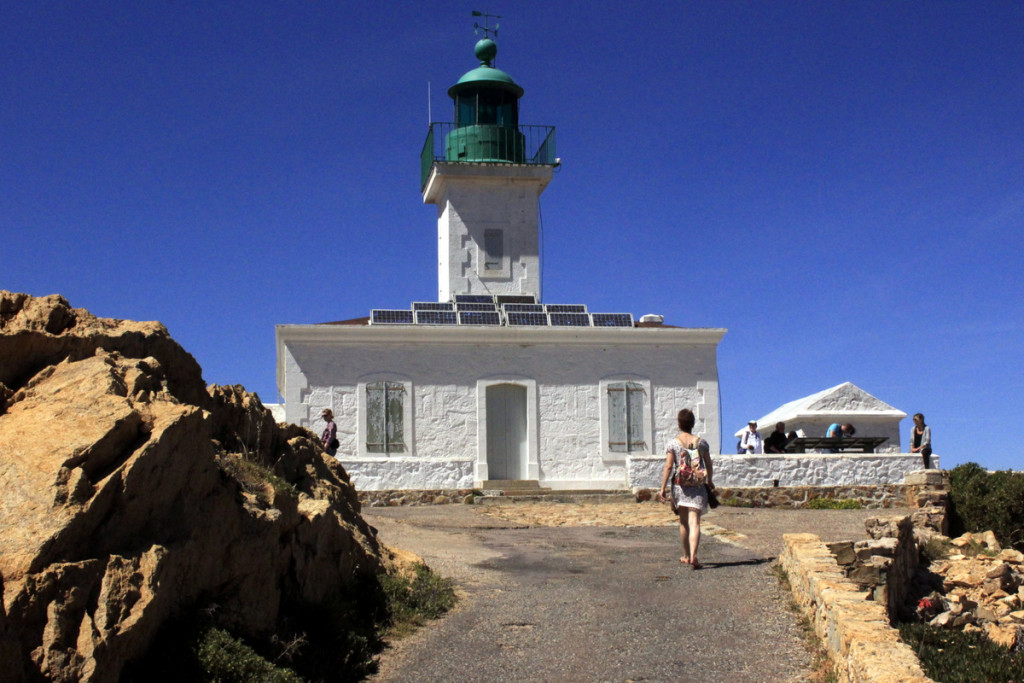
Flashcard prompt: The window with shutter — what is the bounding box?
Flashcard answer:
[366,381,406,453]
[607,381,646,453]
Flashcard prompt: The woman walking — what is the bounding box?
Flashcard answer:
[658,408,715,569]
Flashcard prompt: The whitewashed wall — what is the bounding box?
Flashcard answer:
[426,164,552,301]
[628,453,940,489]
[277,326,724,491]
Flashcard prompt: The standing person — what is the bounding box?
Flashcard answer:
[740,420,763,454]
[320,408,338,456]
[658,408,714,570]
[764,422,789,453]
[910,413,932,469]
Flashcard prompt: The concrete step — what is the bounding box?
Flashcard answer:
[481,480,541,490]
[475,490,636,505]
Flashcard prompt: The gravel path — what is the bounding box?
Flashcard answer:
[364,503,911,682]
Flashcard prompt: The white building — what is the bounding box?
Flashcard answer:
[275,35,726,491]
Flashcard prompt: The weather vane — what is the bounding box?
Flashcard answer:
[472,10,500,40]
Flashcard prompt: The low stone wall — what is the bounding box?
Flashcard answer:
[341,457,475,491]
[358,485,910,508]
[781,533,932,682]
[628,453,937,489]
[344,452,936,492]
[359,488,477,507]
[714,485,906,509]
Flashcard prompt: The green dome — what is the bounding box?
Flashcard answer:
[447,38,524,99]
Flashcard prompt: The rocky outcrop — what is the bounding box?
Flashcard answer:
[0,292,386,681]
[917,534,1024,649]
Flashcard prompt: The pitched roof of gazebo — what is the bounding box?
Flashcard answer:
[734,382,906,437]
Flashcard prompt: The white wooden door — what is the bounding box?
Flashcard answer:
[486,384,527,480]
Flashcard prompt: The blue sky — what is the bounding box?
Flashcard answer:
[4,2,1022,471]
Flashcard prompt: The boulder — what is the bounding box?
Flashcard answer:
[826,541,856,566]
[0,292,387,681]
[864,515,910,540]
[985,623,1022,649]
[910,506,948,535]
[855,537,898,561]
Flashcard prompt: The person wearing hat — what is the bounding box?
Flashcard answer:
[740,420,763,454]
[320,408,338,455]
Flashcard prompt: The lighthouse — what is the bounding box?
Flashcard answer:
[421,36,557,301]
[275,25,726,493]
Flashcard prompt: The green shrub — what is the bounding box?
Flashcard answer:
[948,463,1024,550]
[123,564,456,682]
[806,497,862,510]
[198,627,304,683]
[920,536,953,563]
[221,455,298,503]
[121,618,307,683]
[380,564,457,636]
[720,496,754,508]
[276,579,387,682]
[898,622,1024,682]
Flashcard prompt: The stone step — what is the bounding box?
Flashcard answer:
[481,480,542,490]
[475,490,635,505]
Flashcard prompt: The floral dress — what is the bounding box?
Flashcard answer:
[666,437,710,513]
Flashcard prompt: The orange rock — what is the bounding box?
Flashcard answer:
[0,292,385,681]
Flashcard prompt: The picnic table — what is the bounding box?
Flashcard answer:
[784,436,889,454]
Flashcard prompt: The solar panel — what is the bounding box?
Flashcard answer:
[415,310,458,325]
[412,302,454,311]
[495,294,537,305]
[591,313,635,327]
[545,304,588,314]
[458,311,502,326]
[371,309,414,324]
[455,294,495,304]
[507,311,549,326]
[456,302,497,312]
[549,312,591,327]
[503,303,545,313]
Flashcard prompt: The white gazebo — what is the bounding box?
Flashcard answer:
[735,382,907,453]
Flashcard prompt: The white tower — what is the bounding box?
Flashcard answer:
[421,37,556,302]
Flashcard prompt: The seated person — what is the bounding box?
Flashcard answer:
[764,422,789,453]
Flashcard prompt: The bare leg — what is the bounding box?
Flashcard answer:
[688,508,702,569]
[678,512,690,563]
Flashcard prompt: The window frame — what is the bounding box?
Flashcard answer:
[477,228,510,279]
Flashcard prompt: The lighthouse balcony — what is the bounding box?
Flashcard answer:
[421,122,556,190]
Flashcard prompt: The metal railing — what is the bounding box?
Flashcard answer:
[420,122,556,190]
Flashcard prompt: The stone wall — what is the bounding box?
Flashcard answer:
[714,485,906,509]
[360,488,477,507]
[357,484,909,508]
[629,453,937,489]
[781,533,932,682]
[343,456,475,491]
